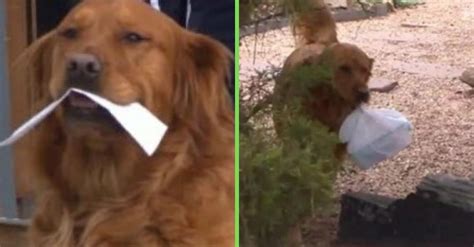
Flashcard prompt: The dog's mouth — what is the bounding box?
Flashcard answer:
[67,92,100,112]
[63,92,121,129]
[356,90,370,103]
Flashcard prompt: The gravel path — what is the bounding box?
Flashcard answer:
[240,0,474,198]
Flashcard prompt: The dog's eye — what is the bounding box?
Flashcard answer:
[123,32,147,43]
[339,65,351,74]
[60,27,78,39]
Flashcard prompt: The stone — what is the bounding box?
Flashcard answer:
[460,68,474,87]
[338,192,396,241]
[333,3,390,22]
[337,175,474,245]
[369,78,399,93]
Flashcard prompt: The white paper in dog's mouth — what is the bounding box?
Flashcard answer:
[0,88,168,156]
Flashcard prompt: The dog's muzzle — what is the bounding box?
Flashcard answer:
[357,89,370,103]
[66,53,102,91]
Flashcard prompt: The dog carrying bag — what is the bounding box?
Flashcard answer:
[339,106,413,170]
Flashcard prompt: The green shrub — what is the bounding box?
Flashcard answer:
[240,60,341,246]
[239,0,314,26]
[393,0,422,8]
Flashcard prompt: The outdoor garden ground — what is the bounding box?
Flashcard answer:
[241,0,474,245]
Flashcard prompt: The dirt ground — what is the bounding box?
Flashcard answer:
[240,0,474,245]
[240,0,474,198]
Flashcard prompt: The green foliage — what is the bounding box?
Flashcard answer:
[239,0,314,26]
[285,62,333,98]
[240,118,340,246]
[279,0,314,17]
[240,0,264,26]
[240,60,341,246]
[393,0,422,8]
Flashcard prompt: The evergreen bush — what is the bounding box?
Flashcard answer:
[240,59,342,246]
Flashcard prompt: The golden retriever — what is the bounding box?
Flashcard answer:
[274,0,374,160]
[16,0,234,246]
[273,43,373,159]
[291,0,338,47]
[275,43,373,132]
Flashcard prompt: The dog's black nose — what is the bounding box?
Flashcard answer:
[357,89,370,102]
[66,53,101,88]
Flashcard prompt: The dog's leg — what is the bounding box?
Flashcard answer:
[334,143,348,161]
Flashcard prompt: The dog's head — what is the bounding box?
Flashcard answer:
[18,0,233,143]
[322,43,373,105]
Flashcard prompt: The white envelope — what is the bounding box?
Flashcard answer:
[0,88,168,156]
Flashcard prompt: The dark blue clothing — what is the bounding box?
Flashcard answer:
[36,0,77,38]
[159,0,235,106]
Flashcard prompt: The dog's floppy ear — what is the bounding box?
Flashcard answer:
[14,31,55,109]
[13,32,65,188]
[174,32,233,138]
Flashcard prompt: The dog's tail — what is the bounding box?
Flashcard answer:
[291,0,338,47]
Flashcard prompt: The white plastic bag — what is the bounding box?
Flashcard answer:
[339,105,413,170]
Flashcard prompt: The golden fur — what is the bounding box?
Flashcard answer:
[16,0,234,246]
[274,43,373,132]
[270,1,374,244]
[275,0,374,160]
[291,0,338,47]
